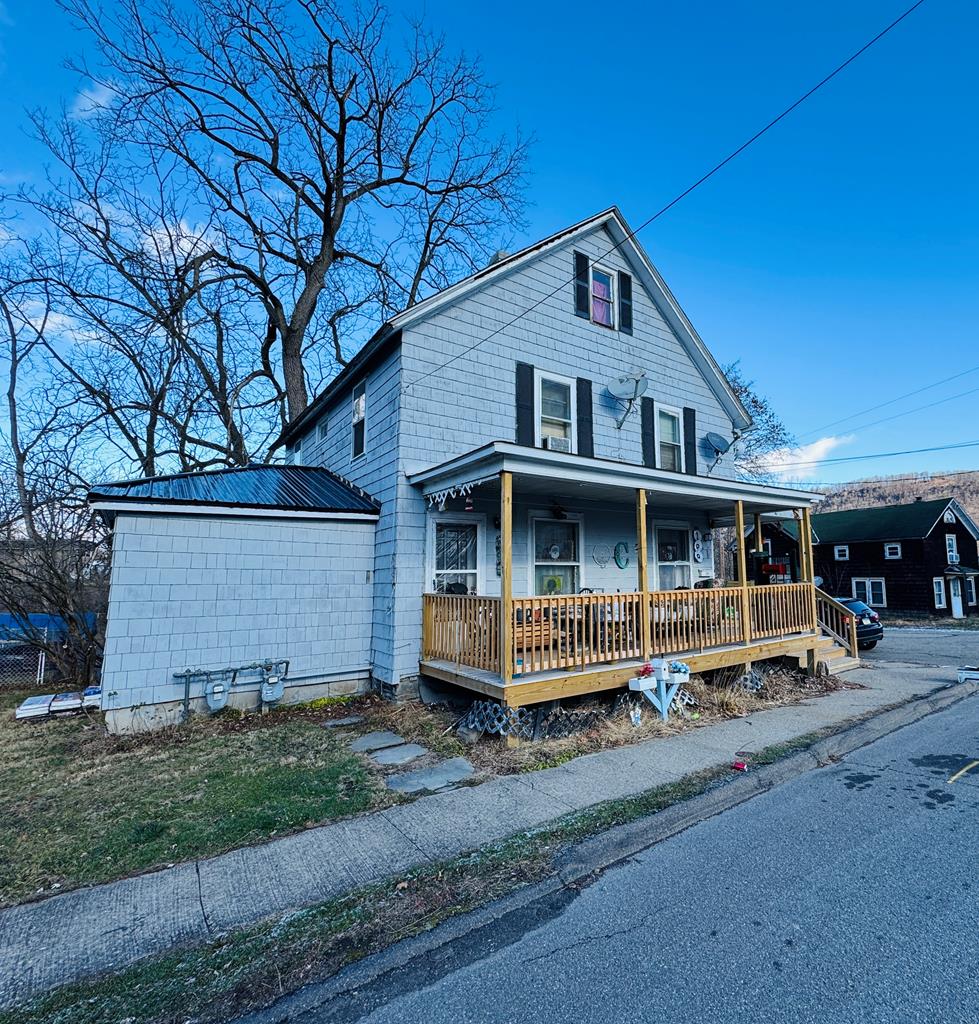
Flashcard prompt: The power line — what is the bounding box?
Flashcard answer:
[818,383,979,437]
[767,439,979,471]
[798,362,979,440]
[402,0,928,394]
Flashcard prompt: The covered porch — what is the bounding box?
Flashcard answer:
[409,443,851,708]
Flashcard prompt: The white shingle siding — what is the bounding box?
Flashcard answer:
[101,512,375,715]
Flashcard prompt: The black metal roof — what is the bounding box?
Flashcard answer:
[88,464,379,516]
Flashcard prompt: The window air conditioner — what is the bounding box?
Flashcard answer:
[543,436,571,454]
[949,552,960,564]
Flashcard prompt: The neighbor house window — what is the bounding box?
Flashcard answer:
[884,543,902,560]
[432,522,479,594]
[834,545,849,561]
[967,577,977,606]
[534,371,577,452]
[853,578,886,608]
[590,266,615,328]
[533,518,580,595]
[352,380,366,459]
[318,420,328,442]
[658,408,683,472]
[946,534,959,562]
[657,527,692,590]
[934,578,947,609]
[287,435,303,465]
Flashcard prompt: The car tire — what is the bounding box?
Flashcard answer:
[860,641,878,650]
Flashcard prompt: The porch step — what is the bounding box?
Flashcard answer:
[796,641,861,675]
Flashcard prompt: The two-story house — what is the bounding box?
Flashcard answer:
[90,208,848,733]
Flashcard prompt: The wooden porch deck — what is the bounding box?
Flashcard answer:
[420,630,822,706]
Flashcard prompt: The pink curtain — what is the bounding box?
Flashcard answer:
[592,278,612,325]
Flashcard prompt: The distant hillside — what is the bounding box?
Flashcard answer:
[818,470,979,523]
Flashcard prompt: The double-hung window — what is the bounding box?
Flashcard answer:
[834,545,849,561]
[934,578,947,609]
[432,522,479,594]
[534,371,576,452]
[853,578,886,608]
[590,267,615,328]
[946,534,959,562]
[884,543,901,560]
[533,518,580,595]
[967,577,977,606]
[658,408,683,472]
[351,381,366,459]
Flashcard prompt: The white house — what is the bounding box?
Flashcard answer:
[91,208,848,732]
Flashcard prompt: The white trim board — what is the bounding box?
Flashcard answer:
[91,501,379,522]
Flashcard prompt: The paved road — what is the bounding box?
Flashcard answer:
[864,626,979,668]
[323,697,979,1024]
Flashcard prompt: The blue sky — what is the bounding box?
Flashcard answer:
[1,0,976,485]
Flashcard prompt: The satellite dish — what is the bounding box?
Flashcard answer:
[607,371,649,401]
[705,432,731,455]
[607,371,649,428]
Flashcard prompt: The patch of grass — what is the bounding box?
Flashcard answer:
[0,766,730,1024]
[882,614,979,630]
[0,690,394,907]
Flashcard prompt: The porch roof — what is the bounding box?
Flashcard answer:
[406,442,821,517]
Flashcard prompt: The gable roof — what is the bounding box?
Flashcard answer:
[88,464,379,518]
[282,207,752,445]
[796,497,979,544]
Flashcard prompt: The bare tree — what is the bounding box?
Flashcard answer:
[0,266,108,684]
[57,0,528,430]
[723,360,795,480]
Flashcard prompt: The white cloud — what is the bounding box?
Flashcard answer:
[755,435,854,481]
[70,82,116,121]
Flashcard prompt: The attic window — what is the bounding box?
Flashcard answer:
[834,545,849,561]
[352,380,367,459]
[884,543,902,560]
[590,267,614,328]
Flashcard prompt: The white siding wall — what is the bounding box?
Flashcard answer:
[101,513,375,719]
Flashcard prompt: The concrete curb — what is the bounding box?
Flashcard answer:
[238,678,979,1024]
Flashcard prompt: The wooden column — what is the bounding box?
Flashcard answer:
[800,506,819,674]
[500,471,514,685]
[636,489,651,659]
[734,500,752,645]
[754,513,764,554]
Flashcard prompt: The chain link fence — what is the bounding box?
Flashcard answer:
[0,629,47,690]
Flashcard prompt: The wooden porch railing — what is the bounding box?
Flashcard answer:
[511,593,644,674]
[649,586,745,655]
[422,583,822,678]
[815,588,859,658]
[749,583,816,641]
[421,594,501,672]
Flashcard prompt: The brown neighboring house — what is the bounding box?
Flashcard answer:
[749,497,979,619]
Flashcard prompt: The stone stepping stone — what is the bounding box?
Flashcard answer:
[321,715,365,729]
[350,730,405,753]
[370,743,428,767]
[386,756,474,794]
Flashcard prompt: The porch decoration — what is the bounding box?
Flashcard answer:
[592,544,612,568]
[613,541,630,569]
[628,658,686,721]
[426,475,496,511]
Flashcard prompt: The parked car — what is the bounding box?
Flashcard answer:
[837,598,884,650]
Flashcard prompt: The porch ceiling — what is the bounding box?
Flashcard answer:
[406,441,821,518]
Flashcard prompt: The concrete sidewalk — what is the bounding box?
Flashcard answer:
[0,661,955,1008]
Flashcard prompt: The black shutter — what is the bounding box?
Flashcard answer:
[618,272,633,334]
[641,397,656,468]
[573,251,590,318]
[576,378,594,457]
[683,407,698,476]
[515,361,535,446]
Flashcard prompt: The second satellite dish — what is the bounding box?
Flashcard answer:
[607,371,649,428]
[705,432,731,455]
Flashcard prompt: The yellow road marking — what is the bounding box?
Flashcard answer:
[947,760,979,785]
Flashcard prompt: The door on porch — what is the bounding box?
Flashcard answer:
[950,577,964,619]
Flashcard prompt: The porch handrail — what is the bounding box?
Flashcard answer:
[814,588,859,658]
[422,593,501,672]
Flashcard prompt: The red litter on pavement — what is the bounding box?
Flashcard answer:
[731,761,749,772]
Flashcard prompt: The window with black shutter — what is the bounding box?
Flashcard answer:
[573,252,590,318]
[618,272,633,334]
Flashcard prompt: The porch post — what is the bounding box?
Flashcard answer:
[800,505,819,674]
[500,471,513,685]
[734,500,752,645]
[636,489,651,659]
[754,513,764,554]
